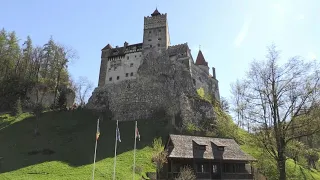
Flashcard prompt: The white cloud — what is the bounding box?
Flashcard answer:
[234,17,252,47]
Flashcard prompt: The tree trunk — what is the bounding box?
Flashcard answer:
[277,137,286,180]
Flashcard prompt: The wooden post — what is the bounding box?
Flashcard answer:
[209,160,212,179]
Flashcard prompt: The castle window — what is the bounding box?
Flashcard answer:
[149,31,151,33]
[150,45,152,48]
[158,38,161,41]
[130,72,133,76]
[158,29,161,32]
[117,76,120,80]
[127,56,129,60]
[109,68,111,71]
[130,63,133,67]
[148,39,151,41]
[135,55,136,58]
[158,44,160,47]
[114,67,117,70]
[126,73,129,77]
[109,77,112,81]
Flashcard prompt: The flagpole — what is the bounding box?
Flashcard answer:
[113,120,118,180]
[132,121,137,180]
[92,119,99,180]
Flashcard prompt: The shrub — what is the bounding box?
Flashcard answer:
[12,98,22,116]
[175,166,196,180]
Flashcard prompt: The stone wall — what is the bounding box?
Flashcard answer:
[87,47,216,128]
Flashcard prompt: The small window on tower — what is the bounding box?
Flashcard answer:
[149,31,151,34]
[109,77,112,81]
[130,72,133,76]
[158,44,160,47]
[159,29,161,32]
[158,38,161,41]
[148,39,151,41]
[130,63,133,67]
[126,73,129,77]
[127,56,129,60]
[117,76,120,80]
[150,45,152,48]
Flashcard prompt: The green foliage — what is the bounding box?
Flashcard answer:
[0,28,73,112]
[57,89,67,110]
[185,122,201,135]
[12,98,22,116]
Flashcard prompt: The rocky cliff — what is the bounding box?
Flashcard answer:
[87,49,215,129]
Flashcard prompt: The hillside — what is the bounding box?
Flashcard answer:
[1,108,320,180]
[0,110,170,180]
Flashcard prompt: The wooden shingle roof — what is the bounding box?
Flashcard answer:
[167,134,256,161]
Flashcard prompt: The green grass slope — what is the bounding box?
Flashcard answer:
[0,110,170,180]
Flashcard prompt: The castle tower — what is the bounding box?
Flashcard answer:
[195,50,209,74]
[143,8,170,52]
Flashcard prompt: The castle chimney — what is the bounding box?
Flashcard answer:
[124,41,129,47]
[212,67,216,79]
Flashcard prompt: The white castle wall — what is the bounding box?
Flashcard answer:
[105,52,142,84]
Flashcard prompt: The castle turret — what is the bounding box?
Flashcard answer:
[143,8,170,52]
[98,44,113,86]
[195,50,209,74]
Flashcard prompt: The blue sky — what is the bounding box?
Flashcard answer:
[1,0,319,102]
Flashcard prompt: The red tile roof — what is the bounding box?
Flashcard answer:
[195,50,208,66]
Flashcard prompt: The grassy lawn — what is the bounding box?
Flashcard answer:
[241,144,320,180]
[0,110,170,179]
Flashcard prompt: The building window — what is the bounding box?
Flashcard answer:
[158,44,160,47]
[212,165,218,173]
[114,67,117,70]
[158,29,161,32]
[148,39,151,41]
[150,45,152,48]
[127,56,129,60]
[158,38,161,41]
[149,31,151,33]
[130,63,133,67]
[135,55,136,58]
[109,68,112,71]
[199,145,206,150]
[197,163,209,173]
[126,73,129,77]
[130,72,133,76]
[117,76,119,80]
[218,147,224,151]
[109,77,112,81]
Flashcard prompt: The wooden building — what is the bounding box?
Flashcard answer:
[161,134,256,180]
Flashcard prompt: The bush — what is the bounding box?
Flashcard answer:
[175,166,196,180]
[12,98,22,116]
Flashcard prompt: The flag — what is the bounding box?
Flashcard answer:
[96,119,100,140]
[135,127,140,141]
[116,126,121,142]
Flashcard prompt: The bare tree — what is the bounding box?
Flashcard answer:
[231,44,320,180]
[220,97,230,113]
[75,76,93,106]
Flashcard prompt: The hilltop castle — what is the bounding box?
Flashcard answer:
[88,9,220,127]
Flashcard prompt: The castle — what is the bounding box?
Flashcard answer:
[88,9,220,127]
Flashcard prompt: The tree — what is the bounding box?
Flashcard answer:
[75,76,93,106]
[151,137,167,179]
[175,166,196,180]
[231,44,320,180]
[220,97,230,113]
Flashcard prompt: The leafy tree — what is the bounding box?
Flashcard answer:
[151,137,167,179]
[231,44,320,180]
